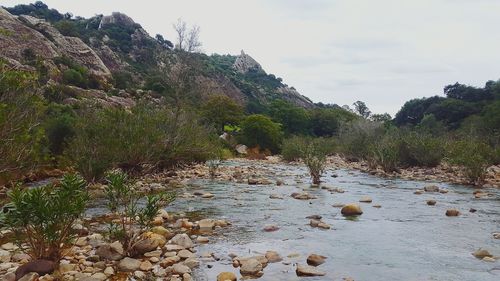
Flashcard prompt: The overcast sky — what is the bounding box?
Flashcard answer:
[2,0,500,115]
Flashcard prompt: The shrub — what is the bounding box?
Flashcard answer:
[446,139,494,185]
[338,119,384,160]
[302,139,329,184]
[400,132,445,167]
[1,174,88,260]
[67,104,220,181]
[370,134,401,173]
[104,171,175,253]
[0,64,46,183]
[281,136,308,161]
[206,158,221,179]
[238,114,283,153]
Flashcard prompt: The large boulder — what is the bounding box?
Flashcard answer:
[341,204,363,216]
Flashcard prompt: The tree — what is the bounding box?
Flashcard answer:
[370,113,392,123]
[155,34,173,49]
[172,18,187,51]
[238,115,283,153]
[201,95,244,133]
[353,101,371,118]
[310,108,357,137]
[268,100,310,135]
[172,19,202,52]
[186,25,202,53]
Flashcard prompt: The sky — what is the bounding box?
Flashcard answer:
[2,0,500,115]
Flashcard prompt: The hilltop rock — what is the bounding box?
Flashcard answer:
[99,12,137,29]
[233,50,262,73]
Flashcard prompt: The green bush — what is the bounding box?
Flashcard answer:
[281,136,308,161]
[0,64,46,183]
[302,138,329,184]
[67,104,220,181]
[104,171,175,253]
[370,134,401,173]
[446,139,494,185]
[338,120,384,160]
[238,114,283,153]
[400,132,445,167]
[1,174,88,260]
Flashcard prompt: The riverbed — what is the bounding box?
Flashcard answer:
[164,160,500,281]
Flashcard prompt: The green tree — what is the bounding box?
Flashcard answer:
[353,101,371,118]
[238,114,283,153]
[201,95,244,133]
[310,108,357,137]
[268,100,310,135]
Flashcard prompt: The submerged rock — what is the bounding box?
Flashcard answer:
[291,192,316,200]
[265,251,282,263]
[426,200,436,206]
[445,209,460,217]
[424,185,440,192]
[472,248,493,259]
[217,272,237,281]
[341,204,363,216]
[359,196,372,203]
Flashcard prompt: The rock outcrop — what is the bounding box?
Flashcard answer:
[233,50,263,73]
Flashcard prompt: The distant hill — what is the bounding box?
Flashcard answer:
[0,2,313,111]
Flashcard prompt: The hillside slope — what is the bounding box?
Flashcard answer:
[0,3,313,110]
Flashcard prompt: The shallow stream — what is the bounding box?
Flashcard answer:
[165,160,500,281]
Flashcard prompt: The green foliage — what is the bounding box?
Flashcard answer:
[353,100,371,118]
[6,2,64,23]
[370,133,401,173]
[238,114,283,153]
[310,108,358,137]
[104,170,175,252]
[281,136,309,162]
[44,103,76,157]
[201,95,244,133]
[399,131,445,167]
[1,174,88,260]
[338,120,385,160]
[112,71,134,90]
[269,100,310,135]
[301,138,330,184]
[67,104,220,181]
[446,139,494,185]
[0,64,46,183]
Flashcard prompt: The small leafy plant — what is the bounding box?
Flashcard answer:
[0,174,88,260]
[104,170,175,252]
[302,138,329,184]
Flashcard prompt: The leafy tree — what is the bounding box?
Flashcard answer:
[268,100,310,135]
[370,113,392,123]
[426,99,479,129]
[238,114,283,153]
[201,95,244,133]
[394,96,444,126]
[444,82,493,102]
[310,108,357,137]
[353,101,371,118]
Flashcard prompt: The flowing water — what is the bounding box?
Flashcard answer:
[163,160,500,281]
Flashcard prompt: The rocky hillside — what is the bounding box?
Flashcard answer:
[0,2,313,110]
